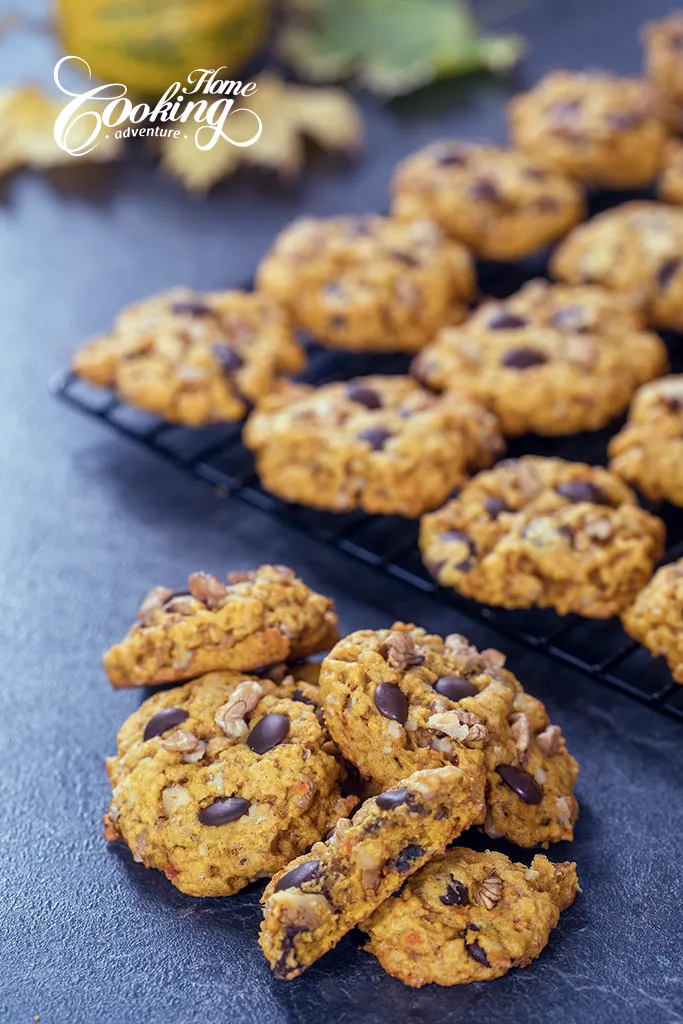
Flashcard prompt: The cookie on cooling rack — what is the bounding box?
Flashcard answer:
[621,558,683,684]
[72,287,305,427]
[419,456,665,618]
[391,141,585,261]
[255,214,476,352]
[508,71,668,188]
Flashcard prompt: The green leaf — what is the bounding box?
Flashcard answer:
[280,0,524,97]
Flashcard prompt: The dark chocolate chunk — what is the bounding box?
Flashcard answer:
[275,860,321,892]
[550,306,588,332]
[212,344,244,375]
[465,939,490,967]
[247,713,290,754]
[198,796,250,826]
[376,788,412,811]
[658,258,681,289]
[608,111,642,130]
[172,300,213,317]
[392,251,420,267]
[143,707,189,741]
[469,178,499,202]
[557,480,610,505]
[374,683,409,724]
[501,347,548,369]
[434,676,478,701]
[484,496,511,518]
[496,763,543,804]
[487,311,527,330]
[358,426,393,451]
[435,149,467,166]
[394,845,425,872]
[347,383,382,409]
[292,689,317,707]
[440,877,469,906]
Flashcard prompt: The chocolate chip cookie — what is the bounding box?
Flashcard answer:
[412,279,668,437]
[320,624,579,848]
[259,764,485,980]
[361,848,578,987]
[391,141,585,260]
[659,139,683,204]
[621,558,683,684]
[255,215,476,352]
[643,12,683,108]
[72,287,305,426]
[103,564,339,688]
[243,375,504,517]
[508,71,668,188]
[609,375,683,506]
[420,457,666,618]
[104,668,357,896]
[551,202,683,331]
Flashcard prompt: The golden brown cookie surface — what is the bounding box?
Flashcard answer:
[391,141,585,260]
[103,564,339,688]
[643,12,683,106]
[243,375,504,517]
[622,559,683,684]
[73,287,304,426]
[509,71,668,188]
[259,764,485,980]
[420,457,665,618]
[104,669,357,897]
[255,215,475,352]
[361,848,578,987]
[412,279,668,436]
[320,624,578,848]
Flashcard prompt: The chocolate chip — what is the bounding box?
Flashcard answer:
[434,676,478,701]
[556,480,610,505]
[551,98,581,121]
[550,306,588,332]
[347,383,382,410]
[392,251,420,266]
[143,707,189,741]
[212,344,244,375]
[247,713,290,754]
[436,149,467,166]
[441,529,472,547]
[465,940,490,967]
[292,689,316,707]
[172,300,213,317]
[658,258,681,289]
[496,763,543,804]
[275,860,320,892]
[358,426,393,451]
[374,682,409,724]
[484,496,511,518]
[340,762,364,798]
[440,877,469,906]
[501,347,548,369]
[394,844,425,872]
[608,111,642,129]
[198,796,250,826]
[376,788,412,811]
[487,311,527,330]
[469,178,499,201]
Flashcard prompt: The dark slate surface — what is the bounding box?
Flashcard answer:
[2,1,683,1022]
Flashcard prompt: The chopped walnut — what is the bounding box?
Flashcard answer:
[536,724,562,756]
[329,817,352,848]
[428,709,487,746]
[384,630,424,672]
[509,712,532,764]
[226,569,256,585]
[269,891,330,930]
[484,805,504,839]
[160,729,207,763]
[475,873,503,910]
[161,785,193,816]
[170,648,194,669]
[584,517,613,541]
[103,813,121,842]
[137,586,174,625]
[188,571,228,607]
[215,680,263,738]
[444,634,482,673]
[354,845,383,890]
[480,648,507,673]
[555,795,573,827]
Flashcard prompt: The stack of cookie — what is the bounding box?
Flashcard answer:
[102,564,579,987]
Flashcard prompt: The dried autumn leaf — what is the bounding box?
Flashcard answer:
[0,85,122,177]
[158,73,363,192]
[279,0,524,97]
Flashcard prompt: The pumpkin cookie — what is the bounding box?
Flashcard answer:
[361,848,578,987]
[659,139,683,203]
[508,71,668,188]
[255,215,475,352]
[104,668,357,897]
[420,457,665,618]
[243,375,504,517]
[259,764,485,980]
[412,279,667,436]
[622,559,683,684]
[320,624,579,848]
[73,287,304,426]
[551,202,683,331]
[609,375,683,505]
[391,141,585,260]
[103,564,338,688]
[643,12,683,108]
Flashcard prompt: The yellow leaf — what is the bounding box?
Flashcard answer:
[158,73,364,192]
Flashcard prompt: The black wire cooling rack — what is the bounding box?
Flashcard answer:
[52,264,683,723]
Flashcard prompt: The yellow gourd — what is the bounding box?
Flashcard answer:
[57,0,269,98]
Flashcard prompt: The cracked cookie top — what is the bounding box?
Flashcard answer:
[103,564,339,688]
[73,286,305,426]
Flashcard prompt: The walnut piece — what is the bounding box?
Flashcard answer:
[162,785,192,816]
[509,712,532,764]
[161,730,207,762]
[427,709,487,746]
[353,844,383,890]
[384,630,424,672]
[269,890,330,930]
[536,724,562,756]
[214,680,263,737]
[188,571,228,607]
[137,586,174,625]
[475,873,503,910]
